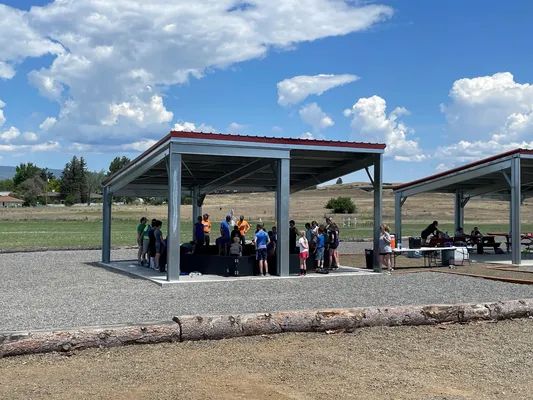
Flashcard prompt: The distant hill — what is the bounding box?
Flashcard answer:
[0,166,63,180]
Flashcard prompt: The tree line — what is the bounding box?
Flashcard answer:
[0,156,131,206]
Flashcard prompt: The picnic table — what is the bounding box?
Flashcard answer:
[392,246,457,268]
[487,232,533,253]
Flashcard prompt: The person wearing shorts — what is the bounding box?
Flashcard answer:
[379,224,393,274]
[298,230,309,276]
[254,224,270,276]
[140,219,153,267]
[315,228,325,272]
[153,220,163,271]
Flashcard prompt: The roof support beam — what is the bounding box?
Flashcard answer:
[365,166,374,186]
[502,171,511,186]
[200,158,275,195]
[464,182,512,198]
[108,149,169,193]
[172,143,290,160]
[290,155,373,194]
[400,159,512,198]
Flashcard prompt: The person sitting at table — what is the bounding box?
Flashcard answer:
[455,227,465,237]
[470,226,483,244]
[421,220,442,245]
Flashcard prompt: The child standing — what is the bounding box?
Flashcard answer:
[227,236,242,277]
[315,227,327,274]
[298,230,309,276]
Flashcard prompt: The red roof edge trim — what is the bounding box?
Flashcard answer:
[393,148,528,191]
[103,134,171,185]
[170,131,386,150]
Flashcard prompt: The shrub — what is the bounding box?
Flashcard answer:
[64,195,75,207]
[325,197,356,214]
[336,178,343,184]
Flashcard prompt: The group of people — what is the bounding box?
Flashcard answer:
[137,217,166,271]
[289,217,341,275]
[421,220,484,244]
[136,212,343,277]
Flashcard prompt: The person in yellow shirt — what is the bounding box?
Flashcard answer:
[202,213,211,246]
[236,215,250,245]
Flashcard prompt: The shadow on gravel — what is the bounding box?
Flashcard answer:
[84,261,155,283]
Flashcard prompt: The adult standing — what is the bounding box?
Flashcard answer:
[218,215,232,255]
[137,217,147,265]
[202,213,211,246]
[194,216,205,254]
[140,218,152,267]
[421,220,441,245]
[379,224,393,274]
[289,220,298,254]
[153,220,163,271]
[327,222,340,269]
[236,215,251,245]
[254,224,270,276]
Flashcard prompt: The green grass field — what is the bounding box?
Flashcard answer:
[1,219,531,250]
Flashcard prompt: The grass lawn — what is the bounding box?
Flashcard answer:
[1,219,531,250]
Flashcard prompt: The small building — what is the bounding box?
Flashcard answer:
[0,195,24,207]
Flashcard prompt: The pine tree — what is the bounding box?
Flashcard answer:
[60,156,88,205]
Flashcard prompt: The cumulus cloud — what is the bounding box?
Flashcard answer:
[346,95,427,162]
[0,126,20,142]
[0,99,5,127]
[300,132,315,140]
[23,132,39,142]
[299,103,334,132]
[39,117,57,131]
[437,72,533,163]
[227,122,247,133]
[173,121,216,133]
[0,141,60,153]
[0,1,392,148]
[278,74,359,106]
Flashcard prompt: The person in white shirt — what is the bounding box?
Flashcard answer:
[298,230,309,276]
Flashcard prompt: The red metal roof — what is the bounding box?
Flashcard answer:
[104,131,385,185]
[0,196,24,203]
[393,148,533,191]
[170,131,386,150]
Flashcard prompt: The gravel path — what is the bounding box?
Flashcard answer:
[1,320,532,399]
[3,248,533,332]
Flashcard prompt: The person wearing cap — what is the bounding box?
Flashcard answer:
[202,213,211,246]
[236,215,251,246]
[217,215,232,255]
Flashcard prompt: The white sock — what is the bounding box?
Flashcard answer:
[150,257,155,269]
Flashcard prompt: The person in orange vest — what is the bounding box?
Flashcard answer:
[236,215,251,246]
[202,213,211,246]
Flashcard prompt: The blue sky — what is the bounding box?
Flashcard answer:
[1,0,533,183]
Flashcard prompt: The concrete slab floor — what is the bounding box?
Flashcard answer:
[99,260,378,286]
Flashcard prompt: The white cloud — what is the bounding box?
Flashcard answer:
[23,132,38,142]
[272,126,283,133]
[39,117,57,131]
[227,122,247,133]
[122,140,157,152]
[101,95,173,127]
[437,72,533,163]
[0,62,15,80]
[0,141,60,152]
[0,126,20,141]
[299,103,334,132]
[300,132,315,140]
[173,121,216,133]
[0,99,5,127]
[278,74,360,106]
[347,95,427,162]
[0,1,391,146]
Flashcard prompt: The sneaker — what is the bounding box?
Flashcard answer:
[264,273,270,277]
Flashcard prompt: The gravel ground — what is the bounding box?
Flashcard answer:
[2,249,533,332]
[1,319,532,399]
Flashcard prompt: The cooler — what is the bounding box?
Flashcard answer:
[391,234,396,249]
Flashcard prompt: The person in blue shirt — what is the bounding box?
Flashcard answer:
[315,227,327,273]
[217,215,232,255]
[254,223,270,276]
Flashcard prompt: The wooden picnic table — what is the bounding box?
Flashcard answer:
[487,232,533,253]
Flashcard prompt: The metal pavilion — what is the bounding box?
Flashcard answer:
[393,149,533,265]
[102,131,386,281]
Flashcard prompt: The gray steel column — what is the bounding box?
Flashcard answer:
[454,190,464,232]
[167,151,182,281]
[102,186,112,264]
[373,154,383,272]
[192,187,200,239]
[511,157,521,265]
[394,192,402,249]
[276,158,290,277]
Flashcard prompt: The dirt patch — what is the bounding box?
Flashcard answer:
[1,320,532,399]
